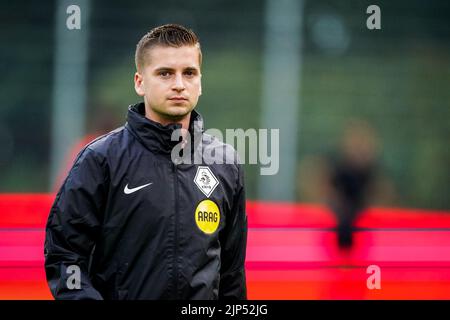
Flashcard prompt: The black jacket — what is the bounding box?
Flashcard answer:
[44,103,247,300]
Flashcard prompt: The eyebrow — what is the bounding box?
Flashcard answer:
[154,66,199,73]
[184,67,199,73]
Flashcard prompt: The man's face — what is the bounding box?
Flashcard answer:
[134,45,202,123]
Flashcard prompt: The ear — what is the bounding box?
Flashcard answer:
[134,72,145,96]
[199,73,202,96]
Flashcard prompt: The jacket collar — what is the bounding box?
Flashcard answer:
[125,102,204,154]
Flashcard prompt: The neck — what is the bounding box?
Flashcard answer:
[145,108,191,137]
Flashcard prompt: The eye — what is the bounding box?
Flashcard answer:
[159,71,171,78]
[184,70,196,77]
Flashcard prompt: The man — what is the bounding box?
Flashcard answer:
[44,24,248,300]
[326,119,379,249]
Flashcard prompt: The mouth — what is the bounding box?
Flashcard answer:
[168,96,188,101]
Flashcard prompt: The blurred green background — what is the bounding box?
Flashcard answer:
[0,0,448,210]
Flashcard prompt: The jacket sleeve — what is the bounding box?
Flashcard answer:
[219,163,248,299]
[44,147,107,300]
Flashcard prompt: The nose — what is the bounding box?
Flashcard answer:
[172,73,185,92]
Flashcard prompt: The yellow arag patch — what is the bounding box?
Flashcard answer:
[195,199,220,234]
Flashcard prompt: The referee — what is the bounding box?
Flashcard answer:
[44,24,248,300]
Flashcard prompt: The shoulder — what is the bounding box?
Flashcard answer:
[86,127,125,153]
[73,127,125,165]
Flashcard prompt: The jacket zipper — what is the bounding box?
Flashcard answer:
[172,162,179,299]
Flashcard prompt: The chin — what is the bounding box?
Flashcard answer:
[164,108,192,119]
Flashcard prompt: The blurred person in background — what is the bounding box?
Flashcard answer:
[326,119,396,249]
[297,119,397,249]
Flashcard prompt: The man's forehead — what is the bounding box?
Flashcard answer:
[145,45,201,69]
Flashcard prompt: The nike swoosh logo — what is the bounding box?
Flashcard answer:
[124,182,153,194]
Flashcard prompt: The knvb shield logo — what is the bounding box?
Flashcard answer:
[194,166,219,197]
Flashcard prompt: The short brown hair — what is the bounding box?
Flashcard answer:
[135,24,202,71]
